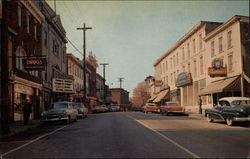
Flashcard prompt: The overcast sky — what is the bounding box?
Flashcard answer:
[47,0,249,96]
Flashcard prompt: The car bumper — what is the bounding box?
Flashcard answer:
[233,117,250,122]
[41,117,68,122]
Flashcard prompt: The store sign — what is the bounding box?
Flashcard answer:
[208,58,227,77]
[52,78,74,93]
[176,72,192,87]
[23,57,46,70]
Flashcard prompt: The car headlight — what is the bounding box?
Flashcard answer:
[240,108,244,112]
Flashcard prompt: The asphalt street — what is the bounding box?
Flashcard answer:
[1,112,249,158]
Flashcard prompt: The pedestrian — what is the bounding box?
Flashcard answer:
[23,96,32,125]
[198,96,202,114]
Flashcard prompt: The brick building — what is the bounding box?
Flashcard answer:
[110,88,130,109]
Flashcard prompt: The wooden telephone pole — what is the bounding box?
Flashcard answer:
[100,63,108,104]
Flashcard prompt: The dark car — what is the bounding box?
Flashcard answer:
[131,106,142,112]
[205,97,250,126]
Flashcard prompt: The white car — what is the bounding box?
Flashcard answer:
[73,103,88,119]
[41,101,78,124]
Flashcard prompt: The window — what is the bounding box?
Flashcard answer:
[228,54,233,72]
[171,73,173,84]
[173,55,176,67]
[199,34,202,50]
[177,53,179,65]
[16,47,26,71]
[166,61,168,72]
[26,12,30,33]
[182,47,185,61]
[166,75,168,84]
[44,31,48,47]
[211,41,215,57]
[183,65,185,72]
[174,72,176,82]
[200,56,203,74]
[18,5,22,27]
[219,37,223,52]
[193,39,196,54]
[162,63,165,73]
[34,25,37,40]
[188,63,191,73]
[194,60,197,77]
[227,31,232,49]
[187,43,190,57]
[170,57,172,69]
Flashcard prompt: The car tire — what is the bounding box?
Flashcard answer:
[226,118,234,126]
[206,114,213,122]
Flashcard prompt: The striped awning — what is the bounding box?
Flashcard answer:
[199,76,240,96]
[153,90,169,103]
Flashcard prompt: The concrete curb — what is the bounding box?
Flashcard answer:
[188,113,206,120]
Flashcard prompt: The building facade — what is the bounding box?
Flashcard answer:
[8,0,45,121]
[154,15,250,113]
[96,73,104,104]
[110,88,130,107]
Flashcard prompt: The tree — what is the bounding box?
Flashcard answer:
[131,81,151,106]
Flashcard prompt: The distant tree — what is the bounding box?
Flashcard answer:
[132,81,151,106]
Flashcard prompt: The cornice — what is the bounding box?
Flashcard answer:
[20,0,44,23]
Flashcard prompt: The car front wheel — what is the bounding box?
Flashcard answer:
[226,118,234,126]
[206,114,213,122]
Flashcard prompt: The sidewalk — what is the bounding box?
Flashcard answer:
[188,113,206,120]
[0,120,41,140]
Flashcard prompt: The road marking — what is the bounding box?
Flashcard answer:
[127,114,200,158]
[1,125,68,158]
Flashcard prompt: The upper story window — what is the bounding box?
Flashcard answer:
[188,63,191,73]
[26,12,30,33]
[228,54,233,72]
[182,47,185,61]
[193,59,197,77]
[176,53,179,65]
[227,31,232,49]
[173,55,176,67]
[200,56,203,75]
[166,61,168,72]
[182,65,185,72]
[193,39,196,54]
[18,4,22,27]
[44,31,48,47]
[170,57,172,69]
[199,34,202,50]
[187,43,190,58]
[219,36,223,52]
[211,41,215,57]
[34,25,37,40]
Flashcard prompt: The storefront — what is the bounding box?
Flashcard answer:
[153,89,170,105]
[177,72,193,106]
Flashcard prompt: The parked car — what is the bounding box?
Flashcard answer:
[92,105,109,113]
[205,97,250,126]
[131,106,142,112]
[73,103,88,119]
[41,101,77,124]
[142,103,160,113]
[110,104,120,112]
[160,101,185,116]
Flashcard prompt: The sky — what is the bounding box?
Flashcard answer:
[47,0,249,96]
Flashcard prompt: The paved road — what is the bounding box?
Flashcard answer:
[1,112,249,158]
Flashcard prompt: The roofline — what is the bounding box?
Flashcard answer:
[67,53,82,66]
[204,15,250,41]
[154,21,207,66]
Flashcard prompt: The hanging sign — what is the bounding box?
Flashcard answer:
[208,58,227,77]
[52,78,74,93]
[176,72,192,87]
[23,57,46,70]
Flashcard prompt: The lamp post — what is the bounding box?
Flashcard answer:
[77,24,92,103]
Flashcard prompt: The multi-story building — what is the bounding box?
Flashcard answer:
[110,88,130,108]
[199,15,250,107]
[34,0,73,109]
[154,15,250,113]
[7,0,45,121]
[96,73,104,104]
[67,53,83,98]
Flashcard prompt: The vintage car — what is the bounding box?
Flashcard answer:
[160,101,185,116]
[131,106,142,112]
[109,104,120,112]
[205,97,250,126]
[92,105,109,113]
[142,103,160,113]
[41,101,78,124]
[73,103,88,119]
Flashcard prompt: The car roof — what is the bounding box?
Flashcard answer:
[219,97,250,103]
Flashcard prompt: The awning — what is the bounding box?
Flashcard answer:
[199,76,240,96]
[147,95,157,102]
[153,89,169,103]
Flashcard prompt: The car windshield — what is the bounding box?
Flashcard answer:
[231,100,250,106]
[164,102,178,106]
[53,103,68,109]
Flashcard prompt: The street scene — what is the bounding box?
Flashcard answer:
[0,0,250,158]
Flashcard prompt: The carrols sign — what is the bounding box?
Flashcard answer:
[176,72,192,87]
[52,78,74,93]
[23,57,46,70]
[208,58,227,77]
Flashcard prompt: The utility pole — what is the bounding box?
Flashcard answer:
[54,0,56,14]
[77,24,92,103]
[118,77,124,89]
[100,63,108,104]
[0,0,10,134]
